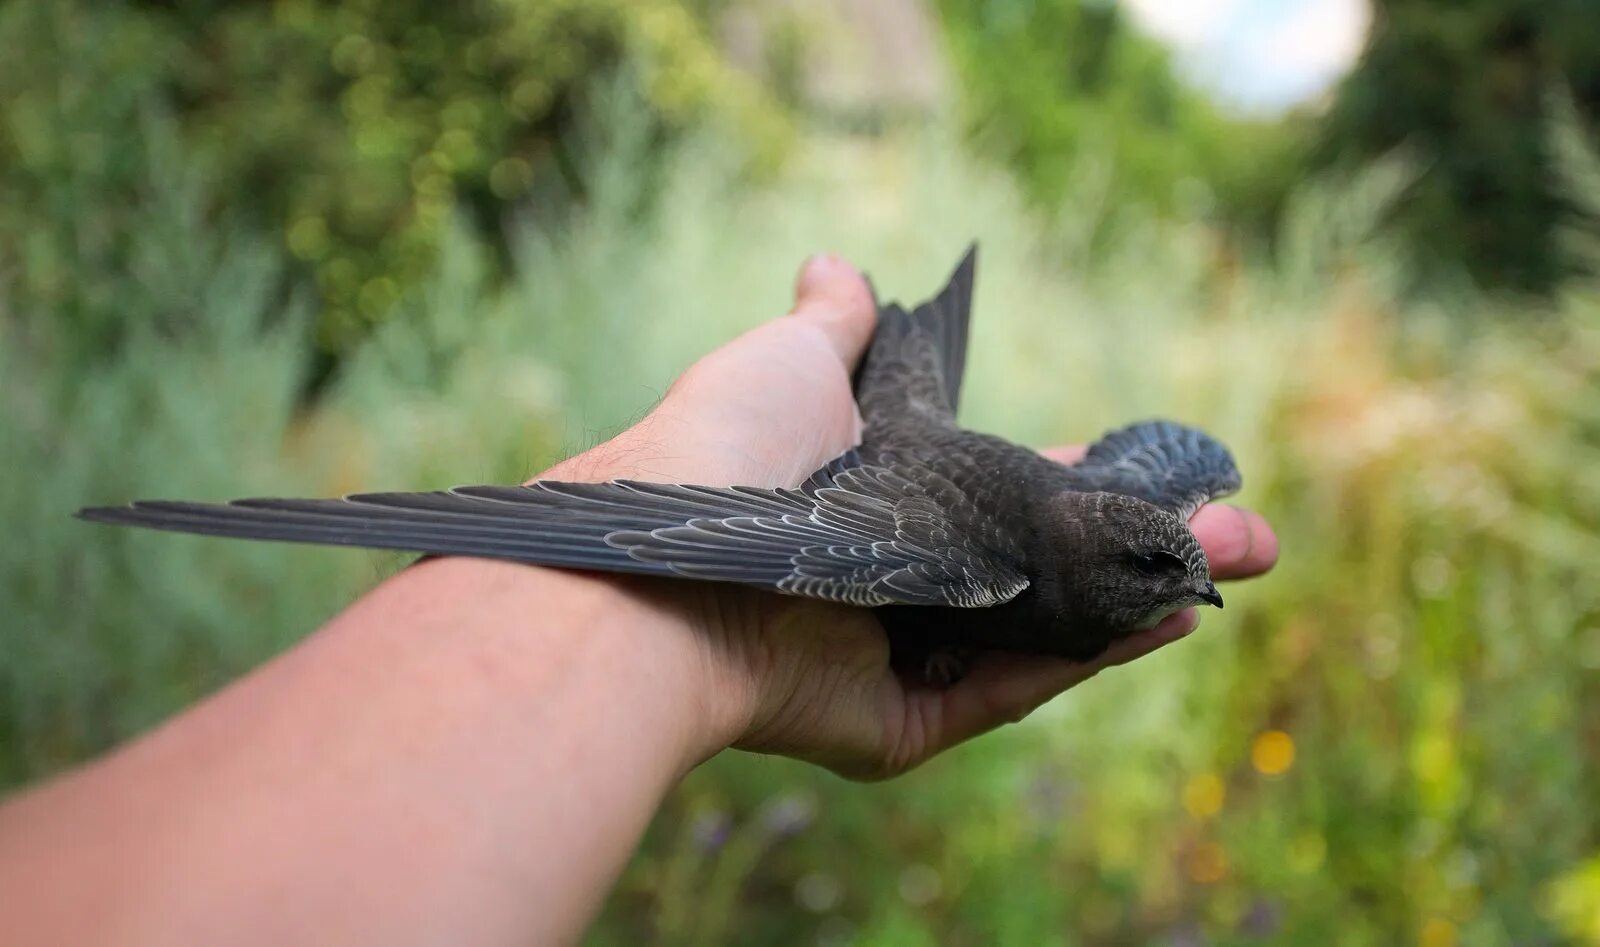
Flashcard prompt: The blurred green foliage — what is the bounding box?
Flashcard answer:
[1317,0,1600,295]
[936,0,1303,229]
[0,0,788,357]
[6,94,1600,941]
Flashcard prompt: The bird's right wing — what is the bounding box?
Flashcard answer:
[78,452,1030,609]
[1064,420,1242,520]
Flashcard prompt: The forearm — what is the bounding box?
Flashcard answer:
[0,557,744,946]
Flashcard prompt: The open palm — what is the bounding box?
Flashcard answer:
[543,254,1277,780]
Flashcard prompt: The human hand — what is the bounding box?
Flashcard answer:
[541,255,1278,780]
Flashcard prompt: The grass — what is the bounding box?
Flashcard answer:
[3,113,1599,945]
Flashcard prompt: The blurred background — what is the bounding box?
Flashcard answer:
[3,0,1599,943]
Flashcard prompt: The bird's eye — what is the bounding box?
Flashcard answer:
[1131,551,1186,576]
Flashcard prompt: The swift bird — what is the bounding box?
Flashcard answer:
[79,246,1240,672]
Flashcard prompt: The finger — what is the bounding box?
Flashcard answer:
[929,612,1198,751]
[1039,444,1087,464]
[1095,608,1200,666]
[792,254,876,367]
[1190,504,1278,580]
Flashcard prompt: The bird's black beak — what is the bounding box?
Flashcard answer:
[1197,583,1224,609]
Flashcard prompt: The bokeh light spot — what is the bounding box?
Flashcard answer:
[287,216,329,260]
[1183,773,1226,819]
[489,157,533,199]
[1421,917,1458,947]
[330,33,375,76]
[1288,831,1326,873]
[1187,841,1229,884]
[1252,730,1296,775]
[794,871,842,913]
[898,863,942,906]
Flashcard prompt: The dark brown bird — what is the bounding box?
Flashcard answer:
[79,246,1240,672]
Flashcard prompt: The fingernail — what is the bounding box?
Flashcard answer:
[796,253,848,298]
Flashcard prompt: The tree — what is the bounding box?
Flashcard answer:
[938,0,1296,219]
[1317,0,1600,295]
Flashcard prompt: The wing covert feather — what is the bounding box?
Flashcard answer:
[1065,420,1242,519]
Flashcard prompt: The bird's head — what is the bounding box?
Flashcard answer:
[1042,492,1221,640]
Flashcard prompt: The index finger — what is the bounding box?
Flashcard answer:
[1039,443,1278,580]
[1188,504,1277,579]
[924,607,1200,753]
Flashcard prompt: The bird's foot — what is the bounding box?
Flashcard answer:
[922,648,974,688]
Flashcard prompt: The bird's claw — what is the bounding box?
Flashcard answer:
[923,649,972,687]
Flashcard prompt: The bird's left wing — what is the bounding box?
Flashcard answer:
[78,452,1030,609]
[1063,420,1242,520]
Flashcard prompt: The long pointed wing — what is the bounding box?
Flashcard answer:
[1064,420,1242,520]
[78,452,1030,609]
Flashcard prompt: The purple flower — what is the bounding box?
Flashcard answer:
[689,810,732,852]
[1240,898,1282,938]
[760,793,816,837]
[1022,766,1077,824]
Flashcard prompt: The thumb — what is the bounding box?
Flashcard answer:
[792,254,877,367]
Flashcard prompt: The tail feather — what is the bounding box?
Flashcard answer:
[856,244,979,422]
[914,244,976,409]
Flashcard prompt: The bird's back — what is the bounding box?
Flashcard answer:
[854,247,1070,510]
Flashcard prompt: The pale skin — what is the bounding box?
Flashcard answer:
[0,255,1277,946]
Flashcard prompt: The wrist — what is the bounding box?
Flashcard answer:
[405,556,760,769]
[511,419,792,763]
[550,568,765,767]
